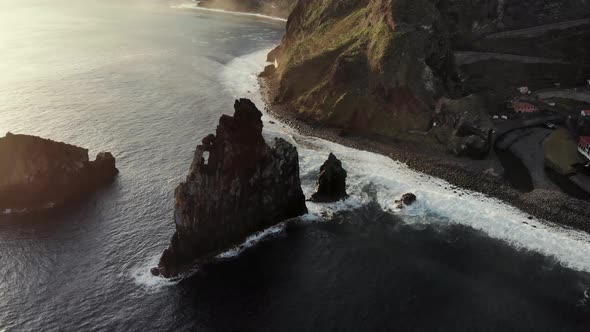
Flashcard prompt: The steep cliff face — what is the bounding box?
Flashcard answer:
[268,0,459,138]
[0,133,118,212]
[155,99,307,278]
[198,0,298,18]
[267,0,590,140]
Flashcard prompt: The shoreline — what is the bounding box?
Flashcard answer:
[173,2,288,22]
[258,75,590,233]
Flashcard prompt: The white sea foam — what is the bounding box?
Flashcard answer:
[131,253,179,291]
[220,48,590,273]
[132,223,289,289]
[216,222,287,260]
[171,3,288,22]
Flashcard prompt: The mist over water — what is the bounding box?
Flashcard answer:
[1,1,590,331]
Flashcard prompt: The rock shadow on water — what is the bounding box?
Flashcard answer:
[171,203,590,332]
[0,178,123,250]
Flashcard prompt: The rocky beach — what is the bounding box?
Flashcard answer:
[259,75,590,231]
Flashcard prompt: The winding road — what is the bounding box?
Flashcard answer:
[535,89,590,104]
[454,51,573,66]
[486,18,590,40]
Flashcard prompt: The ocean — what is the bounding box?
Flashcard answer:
[1,1,590,331]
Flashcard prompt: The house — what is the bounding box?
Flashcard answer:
[581,110,590,117]
[579,136,590,164]
[511,101,540,113]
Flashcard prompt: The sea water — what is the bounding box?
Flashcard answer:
[1,1,590,331]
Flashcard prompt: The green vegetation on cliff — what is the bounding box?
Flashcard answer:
[257,0,590,215]
[269,0,456,138]
[267,0,589,151]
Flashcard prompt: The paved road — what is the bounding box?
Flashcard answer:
[535,89,590,104]
[455,51,571,65]
[494,115,564,143]
[571,173,590,193]
[501,128,559,191]
[486,18,590,40]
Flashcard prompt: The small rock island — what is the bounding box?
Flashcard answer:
[154,99,307,278]
[0,133,118,213]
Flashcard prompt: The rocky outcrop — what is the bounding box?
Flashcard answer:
[0,133,118,212]
[310,153,348,202]
[258,64,277,78]
[395,193,417,208]
[198,0,297,18]
[431,95,493,158]
[154,99,307,278]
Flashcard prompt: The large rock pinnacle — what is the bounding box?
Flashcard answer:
[154,99,307,278]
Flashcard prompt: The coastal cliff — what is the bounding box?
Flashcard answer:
[267,0,457,137]
[266,0,590,140]
[0,133,118,212]
[260,0,590,229]
[155,99,307,278]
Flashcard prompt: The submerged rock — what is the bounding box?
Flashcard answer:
[402,193,417,205]
[395,193,417,209]
[0,132,118,212]
[155,99,307,278]
[310,153,348,203]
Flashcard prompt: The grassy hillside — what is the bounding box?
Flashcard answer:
[268,0,457,137]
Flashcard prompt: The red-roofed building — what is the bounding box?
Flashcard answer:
[511,101,540,113]
[581,110,590,117]
[579,136,590,163]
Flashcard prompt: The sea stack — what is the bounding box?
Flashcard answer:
[0,133,118,212]
[310,153,348,203]
[154,99,307,278]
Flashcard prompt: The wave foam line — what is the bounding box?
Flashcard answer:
[220,48,590,274]
[133,221,301,289]
[131,253,179,291]
[216,222,287,259]
[171,3,288,22]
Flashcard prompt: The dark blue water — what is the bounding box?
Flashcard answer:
[179,209,590,332]
[1,1,590,331]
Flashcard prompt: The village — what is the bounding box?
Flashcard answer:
[492,79,590,197]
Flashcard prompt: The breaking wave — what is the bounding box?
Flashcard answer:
[170,2,288,22]
[218,48,590,274]
[135,47,590,289]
